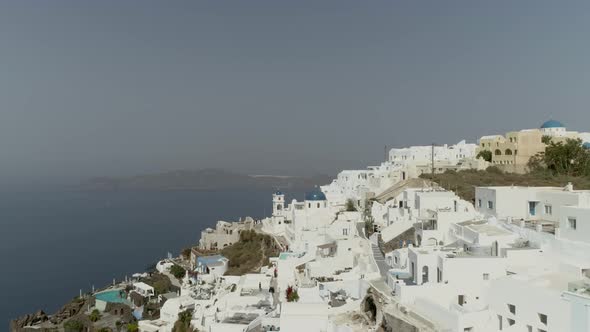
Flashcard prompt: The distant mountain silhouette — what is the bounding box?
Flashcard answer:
[80,168,333,191]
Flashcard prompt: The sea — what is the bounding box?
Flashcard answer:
[0,187,302,327]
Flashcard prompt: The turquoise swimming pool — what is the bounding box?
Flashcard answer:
[279,252,298,260]
[95,290,126,303]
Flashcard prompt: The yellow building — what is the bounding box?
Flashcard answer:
[477,120,588,173]
[477,130,544,173]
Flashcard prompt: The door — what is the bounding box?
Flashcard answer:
[529,201,537,216]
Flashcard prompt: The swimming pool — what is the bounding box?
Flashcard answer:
[95,289,126,303]
[278,252,298,260]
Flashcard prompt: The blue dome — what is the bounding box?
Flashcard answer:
[274,190,283,196]
[540,120,564,129]
[305,188,326,201]
[583,142,590,149]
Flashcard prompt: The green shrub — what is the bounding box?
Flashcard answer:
[286,285,299,302]
[126,323,139,332]
[64,320,84,332]
[476,150,492,162]
[89,309,101,322]
[170,265,186,279]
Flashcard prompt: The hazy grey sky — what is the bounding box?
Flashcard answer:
[1,1,589,182]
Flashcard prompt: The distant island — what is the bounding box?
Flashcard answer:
[79,168,333,191]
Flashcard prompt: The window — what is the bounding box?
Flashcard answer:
[544,205,552,215]
[507,318,515,326]
[508,304,515,314]
[488,201,494,209]
[478,199,482,208]
[568,217,577,230]
[343,228,348,236]
[317,203,320,208]
[527,326,532,332]
[538,313,547,325]
[498,315,503,330]
[483,273,489,280]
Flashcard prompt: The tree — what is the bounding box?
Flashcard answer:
[533,138,590,177]
[345,199,357,212]
[476,150,492,162]
[364,218,374,237]
[89,309,102,322]
[170,265,186,279]
[542,135,553,144]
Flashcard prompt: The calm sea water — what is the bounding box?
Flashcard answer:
[0,188,300,326]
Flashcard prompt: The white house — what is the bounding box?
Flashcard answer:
[132,282,155,298]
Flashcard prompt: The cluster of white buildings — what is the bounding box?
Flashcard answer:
[139,184,380,332]
[135,125,590,331]
[322,140,487,207]
[381,183,590,332]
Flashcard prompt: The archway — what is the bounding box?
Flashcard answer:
[422,266,429,283]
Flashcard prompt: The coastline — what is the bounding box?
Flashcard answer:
[10,217,265,331]
[4,188,279,330]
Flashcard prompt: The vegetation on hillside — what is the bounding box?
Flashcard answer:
[421,167,590,202]
[141,272,174,295]
[221,230,280,275]
[63,319,84,332]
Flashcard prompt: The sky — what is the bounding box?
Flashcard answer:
[1,0,589,183]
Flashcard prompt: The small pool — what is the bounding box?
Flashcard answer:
[279,252,298,260]
[95,289,126,303]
